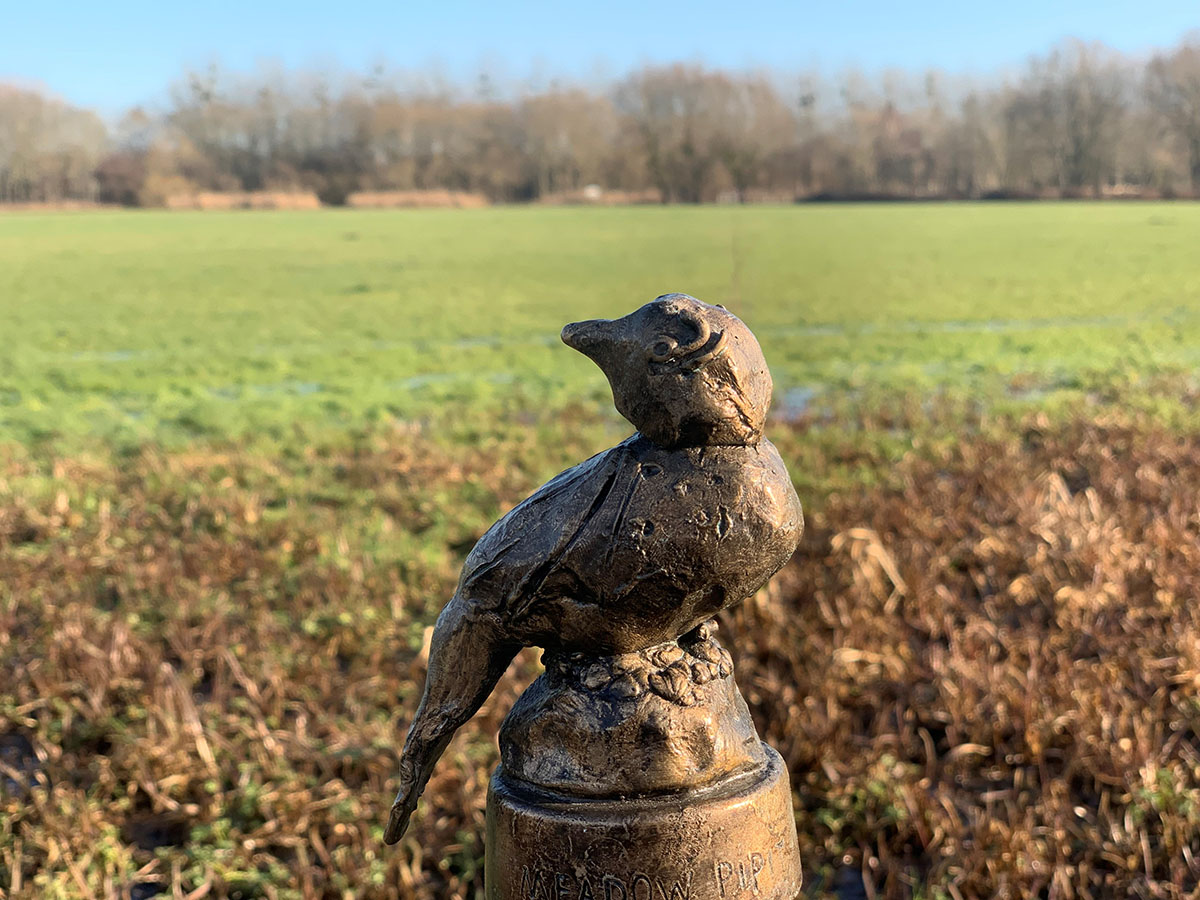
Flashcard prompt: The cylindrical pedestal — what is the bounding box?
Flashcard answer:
[485,744,801,900]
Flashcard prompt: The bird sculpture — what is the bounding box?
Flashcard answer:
[384,293,802,845]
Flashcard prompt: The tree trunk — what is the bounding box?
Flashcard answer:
[1190,140,1200,197]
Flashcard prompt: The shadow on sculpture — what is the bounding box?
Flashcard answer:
[385,294,804,898]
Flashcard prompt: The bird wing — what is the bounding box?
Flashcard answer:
[454,437,636,618]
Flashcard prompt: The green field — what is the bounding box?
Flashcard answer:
[4,205,1200,899]
[4,203,1200,450]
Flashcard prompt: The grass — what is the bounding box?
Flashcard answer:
[3,204,1200,450]
[2,204,1200,898]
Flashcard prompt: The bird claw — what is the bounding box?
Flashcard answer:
[384,782,420,845]
[384,795,414,845]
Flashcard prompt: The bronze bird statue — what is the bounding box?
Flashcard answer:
[383,293,803,845]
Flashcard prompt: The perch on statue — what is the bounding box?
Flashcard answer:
[384,294,804,900]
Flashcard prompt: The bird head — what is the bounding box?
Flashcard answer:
[561,294,772,448]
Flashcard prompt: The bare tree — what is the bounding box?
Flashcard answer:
[707,74,794,201]
[518,89,617,196]
[614,65,726,203]
[0,85,107,203]
[1012,42,1128,197]
[1147,35,1200,195]
[11,37,1200,207]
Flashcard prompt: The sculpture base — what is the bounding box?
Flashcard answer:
[485,744,801,900]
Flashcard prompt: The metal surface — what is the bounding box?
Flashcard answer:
[383,294,803,896]
[487,745,801,900]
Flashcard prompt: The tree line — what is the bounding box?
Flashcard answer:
[4,35,1200,207]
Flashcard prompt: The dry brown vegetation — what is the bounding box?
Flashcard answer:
[2,409,1199,898]
[745,417,1200,897]
[345,191,489,209]
[0,202,114,213]
[536,188,663,206]
[162,192,323,211]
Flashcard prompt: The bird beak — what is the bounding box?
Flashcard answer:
[561,318,616,366]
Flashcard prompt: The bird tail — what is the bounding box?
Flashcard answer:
[384,595,518,844]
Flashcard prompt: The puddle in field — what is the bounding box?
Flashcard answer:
[449,334,558,350]
[775,385,821,419]
[256,380,321,396]
[0,731,39,798]
[765,310,1156,340]
[65,348,153,363]
[199,371,519,403]
[41,307,1200,370]
[829,869,870,899]
[389,372,514,391]
[208,380,324,399]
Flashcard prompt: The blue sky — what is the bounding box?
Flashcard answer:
[5,0,1199,113]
